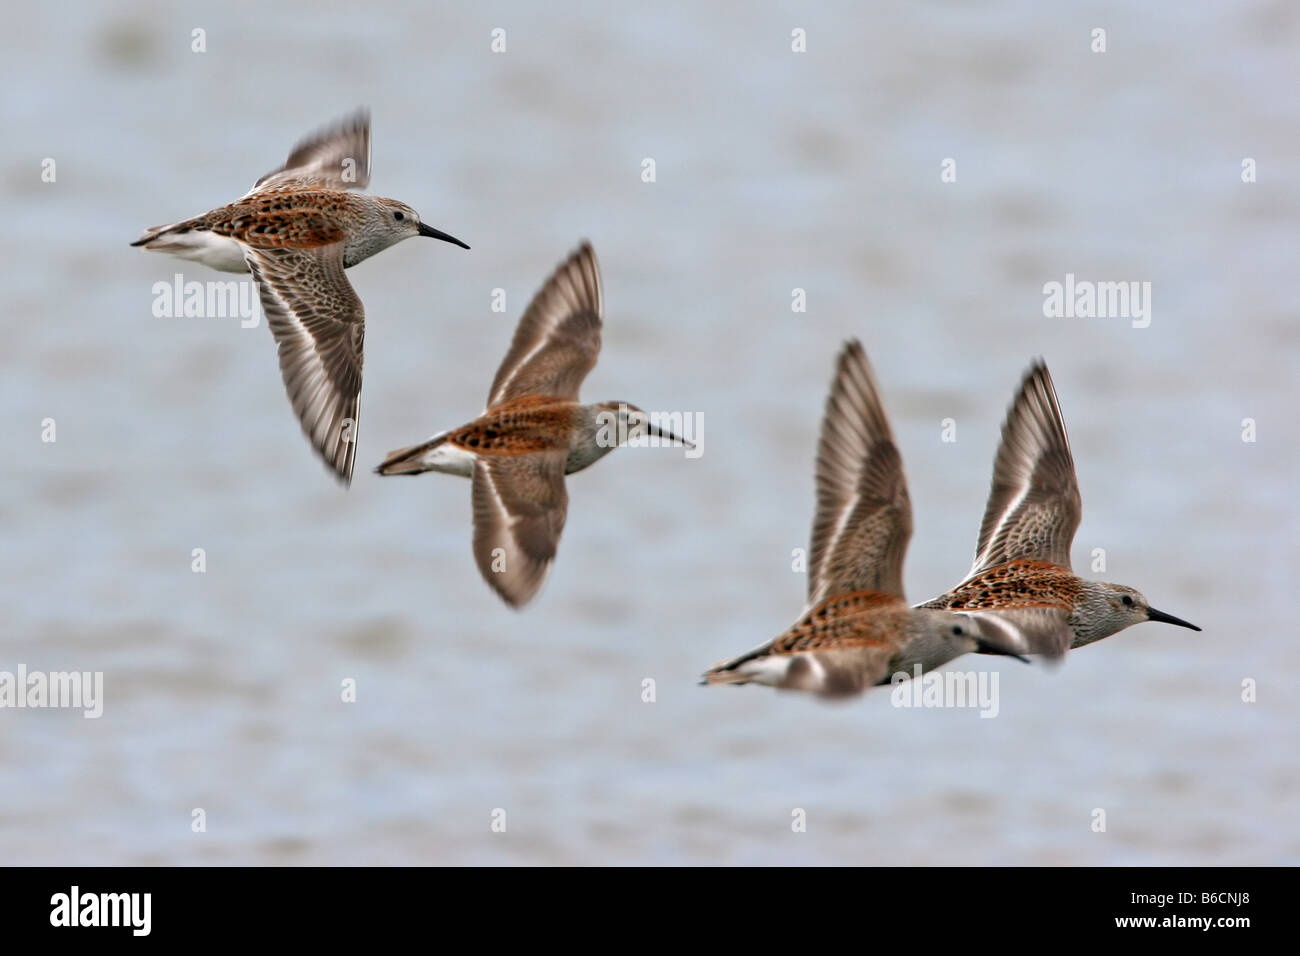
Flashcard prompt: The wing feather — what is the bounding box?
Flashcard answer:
[247,108,372,194]
[244,243,363,483]
[470,452,570,607]
[967,361,1080,576]
[806,340,912,605]
[486,243,602,409]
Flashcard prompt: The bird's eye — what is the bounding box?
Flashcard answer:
[393,212,405,221]
[952,625,963,636]
[1121,595,1134,607]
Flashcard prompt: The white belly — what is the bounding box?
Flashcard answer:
[413,437,477,477]
[738,653,826,691]
[143,229,250,273]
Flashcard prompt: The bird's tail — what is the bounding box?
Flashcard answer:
[374,433,451,476]
[130,219,191,249]
[699,646,770,687]
[130,217,250,273]
[699,665,754,688]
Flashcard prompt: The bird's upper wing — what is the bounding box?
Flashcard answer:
[470,450,570,607]
[806,340,912,607]
[246,109,372,195]
[243,242,363,484]
[967,361,1080,577]
[486,243,602,410]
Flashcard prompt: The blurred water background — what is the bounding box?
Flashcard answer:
[1,1,1297,864]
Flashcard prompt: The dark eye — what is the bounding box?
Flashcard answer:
[952,625,963,636]
[1121,595,1133,607]
[393,211,405,221]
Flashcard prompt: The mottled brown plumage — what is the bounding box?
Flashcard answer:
[757,591,907,655]
[193,192,350,250]
[446,397,581,455]
[930,559,1083,612]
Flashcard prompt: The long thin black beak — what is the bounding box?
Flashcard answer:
[1147,607,1201,631]
[977,639,1031,664]
[646,422,695,450]
[418,222,470,249]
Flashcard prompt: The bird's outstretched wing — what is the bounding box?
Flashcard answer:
[806,340,912,607]
[244,242,363,483]
[247,108,372,194]
[486,242,602,409]
[966,361,1080,577]
[470,450,570,607]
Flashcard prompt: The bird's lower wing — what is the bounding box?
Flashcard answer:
[961,607,1073,661]
[244,242,364,484]
[470,451,570,607]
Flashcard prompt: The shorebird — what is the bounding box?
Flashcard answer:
[701,341,1027,699]
[917,360,1200,656]
[131,109,469,484]
[375,242,692,608]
